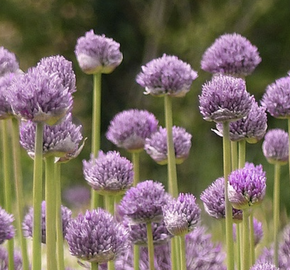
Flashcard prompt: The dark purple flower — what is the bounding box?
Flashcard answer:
[262,128,289,165]
[0,47,20,76]
[75,29,123,74]
[118,180,168,224]
[106,109,158,152]
[199,74,253,122]
[201,33,261,77]
[250,262,279,270]
[65,208,129,263]
[162,193,201,236]
[0,246,23,270]
[0,207,15,244]
[228,162,266,209]
[19,113,84,162]
[23,201,72,244]
[261,76,290,119]
[136,54,198,97]
[144,126,192,164]
[200,177,243,221]
[83,151,133,195]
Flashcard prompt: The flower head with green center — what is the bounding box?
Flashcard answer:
[0,46,20,76]
[0,207,15,244]
[136,54,198,97]
[201,33,261,77]
[75,29,123,74]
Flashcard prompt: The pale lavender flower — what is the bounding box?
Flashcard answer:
[0,47,20,76]
[261,76,290,118]
[0,246,23,270]
[65,208,129,263]
[23,201,72,244]
[199,74,253,122]
[19,113,84,162]
[136,54,198,97]
[214,100,267,143]
[262,129,289,165]
[144,126,192,164]
[83,151,133,195]
[228,162,266,209]
[106,109,158,152]
[200,177,243,221]
[201,33,261,77]
[118,180,168,224]
[75,29,123,74]
[0,207,15,244]
[250,262,279,270]
[162,193,201,236]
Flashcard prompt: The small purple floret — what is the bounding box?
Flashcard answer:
[0,46,20,76]
[0,207,15,244]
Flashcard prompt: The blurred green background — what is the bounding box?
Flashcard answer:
[1,0,290,216]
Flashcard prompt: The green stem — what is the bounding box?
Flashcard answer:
[223,121,235,270]
[146,222,155,270]
[11,117,29,270]
[132,152,140,186]
[249,212,255,266]
[242,209,250,270]
[32,122,44,270]
[170,238,179,270]
[238,140,246,169]
[179,235,187,270]
[231,141,238,171]
[105,195,114,215]
[235,223,241,270]
[273,163,280,267]
[134,245,140,270]
[91,262,99,270]
[45,156,57,270]
[108,260,115,270]
[164,95,178,197]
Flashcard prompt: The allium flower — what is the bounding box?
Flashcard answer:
[201,33,261,77]
[65,208,129,263]
[200,177,243,221]
[144,126,192,164]
[228,162,266,209]
[0,207,15,244]
[106,109,158,152]
[199,74,253,122]
[136,54,198,97]
[261,76,290,118]
[75,29,123,74]
[8,66,73,125]
[214,100,267,143]
[83,151,133,195]
[23,201,72,244]
[250,262,279,270]
[0,47,20,76]
[118,180,168,224]
[19,113,84,162]
[262,128,289,165]
[0,246,23,270]
[162,193,201,236]
[63,185,91,208]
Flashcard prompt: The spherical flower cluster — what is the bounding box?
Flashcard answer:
[201,33,261,77]
[250,262,279,270]
[83,151,133,195]
[261,76,290,118]
[262,128,289,165]
[144,126,192,164]
[0,246,23,270]
[162,193,201,236]
[199,74,253,122]
[106,109,158,152]
[228,162,266,209]
[0,207,15,244]
[0,46,20,76]
[75,29,123,74]
[65,208,129,263]
[136,54,198,97]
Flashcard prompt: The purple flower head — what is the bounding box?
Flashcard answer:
[0,207,15,244]
[162,193,201,236]
[200,177,243,221]
[8,66,73,125]
[23,201,72,244]
[75,30,123,74]
[144,126,192,165]
[262,128,289,165]
[278,224,290,269]
[199,74,253,122]
[214,100,267,143]
[63,185,91,208]
[19,113,84,162]
[65,208,129,263]
[228,162,266,209]
[0,47,20,76]
[201,33,261,77]
[118,180,168,224]
[106,109,158,152]
[136,54,198,97]
[83,151,133,196]
[36,55,76,94]
[250,262,279,270]
[261,76,290,118]
[0,246,23,270]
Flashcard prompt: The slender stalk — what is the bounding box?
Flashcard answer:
[179,235,187,270]
[134,245,140,270]
[91,262,99,270]
[242,208,250,270]
[132,151,140,186]
[222,121,235,270]
[238,140,246,169]
[231,141,238,171]
[108,260,115,270]
[11,117,29,270]
[249,212,255,266]
[32,122,44,270]
[171,238,179,270]
[235,223,241,270]
[105,195,115,215]
[146,222,155,270]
